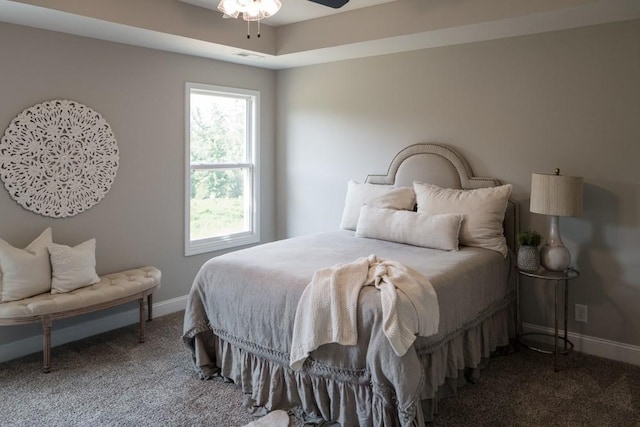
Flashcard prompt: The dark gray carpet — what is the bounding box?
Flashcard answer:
[1,311,639,426]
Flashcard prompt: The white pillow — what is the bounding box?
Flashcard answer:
[49,239,100,294]
[355,206,463,251]
[340,180,415,230]
[0,228,53,302]
[413,182,513,256]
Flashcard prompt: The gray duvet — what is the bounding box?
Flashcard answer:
[183,231,513,426]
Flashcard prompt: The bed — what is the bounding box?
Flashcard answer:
[183,143,519,426]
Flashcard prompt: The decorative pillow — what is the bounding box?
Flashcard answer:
[413,182,513,256]
[49,239,100,294]
[0,228,53,302]
[355,206,463,251]
[340,180,415,230]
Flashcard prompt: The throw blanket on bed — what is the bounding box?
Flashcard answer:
[290,254,439,370]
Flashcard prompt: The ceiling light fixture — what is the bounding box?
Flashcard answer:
[217,0,281,39]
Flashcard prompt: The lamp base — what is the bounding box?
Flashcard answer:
[540,245,570,271]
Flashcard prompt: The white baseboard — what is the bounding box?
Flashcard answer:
[522,322,640,367]
[0,295,188,364]
[151,294,189,317]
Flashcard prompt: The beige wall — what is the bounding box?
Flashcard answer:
[276,20,640,347]
[0,23,276,345]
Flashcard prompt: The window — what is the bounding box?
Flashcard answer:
[185,83,260,255]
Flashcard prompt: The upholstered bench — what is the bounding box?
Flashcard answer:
[0,266,161,373]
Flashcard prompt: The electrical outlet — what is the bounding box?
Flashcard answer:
[575,304,588,323]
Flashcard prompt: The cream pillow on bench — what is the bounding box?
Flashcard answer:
[0,228,52,302]
[49,239,100,294]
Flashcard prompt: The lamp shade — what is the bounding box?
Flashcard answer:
[530,171,583,217]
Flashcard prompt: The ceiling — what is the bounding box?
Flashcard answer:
[0,0,639,70]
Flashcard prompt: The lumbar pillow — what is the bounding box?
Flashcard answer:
[340,180,415,230]
[0,228,53,302]
[49,239,100,294]
[355,206,463,251]
[413,182,513,256]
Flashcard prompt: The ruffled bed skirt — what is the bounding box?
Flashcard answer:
[418,301,514,421]
[187,302,513,426]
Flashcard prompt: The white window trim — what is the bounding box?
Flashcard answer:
[184,82,260,256]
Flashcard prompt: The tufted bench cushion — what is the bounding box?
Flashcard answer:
[0,266,161,372]
[0,266,160,319]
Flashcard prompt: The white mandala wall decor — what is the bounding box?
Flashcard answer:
[0,99,119,218]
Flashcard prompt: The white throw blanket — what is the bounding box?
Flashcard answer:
[289,254,439,370]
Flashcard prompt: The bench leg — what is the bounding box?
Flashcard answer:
[42,316,52,373]
[139,297,146,343]
[147,293,153,321]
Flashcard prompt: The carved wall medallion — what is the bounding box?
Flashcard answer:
[0,100,119,218]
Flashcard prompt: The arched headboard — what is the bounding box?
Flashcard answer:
[365,143,520,253]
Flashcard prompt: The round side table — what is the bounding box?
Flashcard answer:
[517,267,580,371]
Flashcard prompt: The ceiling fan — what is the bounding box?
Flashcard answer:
[216,0,351,38]
[308,0,349,8]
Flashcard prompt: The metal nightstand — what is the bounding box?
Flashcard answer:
[517,267,580,371]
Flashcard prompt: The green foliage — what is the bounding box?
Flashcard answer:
[190,169,244,201]
[517,230,542,247]
[190,197,244,241]
[190,94,247,200]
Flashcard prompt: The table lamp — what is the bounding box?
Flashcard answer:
[530,169,583,271]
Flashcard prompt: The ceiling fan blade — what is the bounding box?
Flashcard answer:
[307,0,349,8]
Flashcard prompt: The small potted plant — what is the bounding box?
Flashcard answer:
[517,230,542,272]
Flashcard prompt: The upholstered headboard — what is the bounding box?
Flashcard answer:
[365,143,520,254]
